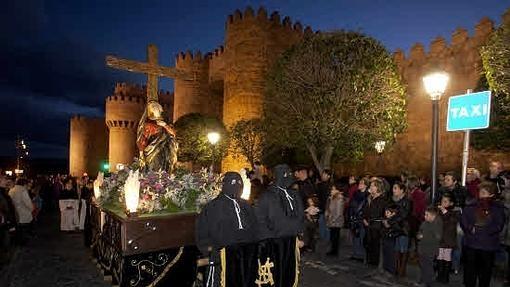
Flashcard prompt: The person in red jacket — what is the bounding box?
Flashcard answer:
[407,176,426,257]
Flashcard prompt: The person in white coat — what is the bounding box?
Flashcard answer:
[9,178,33,245]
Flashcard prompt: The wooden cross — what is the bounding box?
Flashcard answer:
[106,44,193,102]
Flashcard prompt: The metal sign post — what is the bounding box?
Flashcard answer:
[461,88,472,186]
[447,89,491,186]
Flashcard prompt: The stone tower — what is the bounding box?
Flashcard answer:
[174,51,213,121]
[105,83,145,171]
[69,115,108,177]
[221,7,310,171]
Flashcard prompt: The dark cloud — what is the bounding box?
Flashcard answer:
[0,0,139,158]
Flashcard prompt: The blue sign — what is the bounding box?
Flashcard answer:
[447,91,491,131]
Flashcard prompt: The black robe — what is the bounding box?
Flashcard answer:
[196,193,258,256]
[255,186,304,240]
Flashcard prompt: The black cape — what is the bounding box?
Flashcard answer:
[195,172,258,256]
[255,185,304,240]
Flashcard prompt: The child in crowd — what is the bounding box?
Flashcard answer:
[304,196,320,252]
[437,194,458,283]
[417,207,443,287]
[382,205,403,276]
[326,182,344,256]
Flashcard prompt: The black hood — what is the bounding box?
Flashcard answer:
[273,164,294,188]
[222,172,243,198]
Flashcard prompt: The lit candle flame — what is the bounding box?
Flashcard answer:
[124,170,141,213]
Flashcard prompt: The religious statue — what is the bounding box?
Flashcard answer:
[136,101,178,174]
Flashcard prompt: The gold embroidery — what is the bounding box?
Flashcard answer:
[255,257,275,287]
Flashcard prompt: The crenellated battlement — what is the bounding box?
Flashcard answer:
[393,15,500,65]
[108,82,172,103]
[70,115,105,127]
[207,46,225,60]
[175,50,210,67]
[226,6,309,36]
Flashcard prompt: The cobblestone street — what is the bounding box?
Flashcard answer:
[0,213,502,287]
[1,212,108,287]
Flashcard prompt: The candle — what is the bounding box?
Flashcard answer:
[124,170,141,214]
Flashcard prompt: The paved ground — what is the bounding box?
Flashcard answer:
[0,212,108,287]
[0,214,505,287]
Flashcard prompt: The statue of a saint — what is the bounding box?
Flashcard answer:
[136,101,178,174]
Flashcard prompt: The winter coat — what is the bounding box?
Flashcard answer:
[326,195,344,228]
[362,194,389,231]
[348,190,367,230]
[461,199,505,251]
[466,178,481,201]
[345,184,358,209]
[436,185,468,208]
[439,207,459,248]
[409,188,426,222]
[393,195,412,234]
[383,216,405,238]
[296,179,316,206]
[9,185,33,224]
[461,198,505,251]
[418,217,443,255]
[316,181,331,213]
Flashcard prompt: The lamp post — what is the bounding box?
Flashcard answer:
[374,140,386,155]
[374,140,386,171]
[207,132,220,173]
[423,72,449,203]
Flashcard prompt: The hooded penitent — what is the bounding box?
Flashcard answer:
[255,164,304,240]
[195,172,258,255]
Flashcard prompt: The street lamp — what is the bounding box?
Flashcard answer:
[423,71,449,202]
[374,140,386,155]
[374,140,386,171]
[207,132,220,145]
[207,132,220,172]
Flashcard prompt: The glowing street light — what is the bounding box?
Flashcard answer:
[423,71,449,202]
[207,132,221,173]
[374,140,386,155]
[423,72,449,101]
[207,132,220,145]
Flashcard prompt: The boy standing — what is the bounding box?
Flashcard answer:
[417,207,443,287]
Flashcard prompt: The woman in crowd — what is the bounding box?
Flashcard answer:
[391,182,411,277]
[9,178,33,245]
[363,178,389,266]
[348,177,368,261]
[407,176,426,258]
[461,181,505,287]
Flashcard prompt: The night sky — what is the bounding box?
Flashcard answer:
[1,0,508,159]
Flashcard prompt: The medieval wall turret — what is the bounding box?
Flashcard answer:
[105,83,145,171]
[222,6,308,170]
[69,115,108,177]
[174,51,216,121]
[207,46,226,119]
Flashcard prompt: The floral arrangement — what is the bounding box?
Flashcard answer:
[97,162,221,214]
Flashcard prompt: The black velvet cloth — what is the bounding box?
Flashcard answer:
[203,237,299,287]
